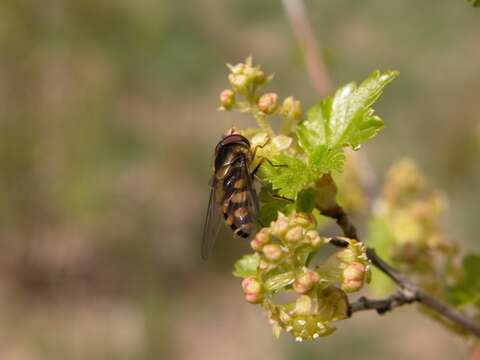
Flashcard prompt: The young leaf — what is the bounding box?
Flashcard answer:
[262,153,312,199]
[296,188,317,213]
[233,253,260,278]
[297,70,398,151]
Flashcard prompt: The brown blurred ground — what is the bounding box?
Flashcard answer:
[0,0,478,359]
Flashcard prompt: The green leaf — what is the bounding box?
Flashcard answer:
[233,253,260,278]
[296,188,316,213]
[261,71,397,200]
[258,186,293,225]
[262,153,312,199]
[448,253,480,306]
[297,70,398,151]
[309,146,346,174]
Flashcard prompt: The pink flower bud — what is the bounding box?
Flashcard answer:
[342,262,366,292]
[262,244,283,262]
[241,277,264,304]
[305,230,323,247]
[251,229,271,250]
[293,271,320,294]
[245,292,263,304]
[219,89,235,109]
[285,226,303,243]
[257,93,278,114]
[242,276,262,294]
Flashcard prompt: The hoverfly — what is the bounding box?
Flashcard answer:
[201,129,260,260]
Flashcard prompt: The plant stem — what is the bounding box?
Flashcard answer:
[255,113,274,136]
[321,203,480,338]
[281,0,332,97]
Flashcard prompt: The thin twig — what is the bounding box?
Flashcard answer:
[281,0,332,97]
[282,0,480,340]
[349,291,416,315]
[322,203,480,338]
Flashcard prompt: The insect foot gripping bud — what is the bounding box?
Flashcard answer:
[242,277,264,304]
[219,89,235,110]
[257,93,279,114]
[342,262,366,293]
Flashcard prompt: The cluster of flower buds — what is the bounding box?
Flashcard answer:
[374,159,455,270]
[268,286,349,341]
[227,57,267,95]
[233,212,370,341]
[218,57,303,135]
[369,158,457,299]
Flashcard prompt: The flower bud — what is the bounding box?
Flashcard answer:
[230,63,245,75]
[242,277,264,304]
[342,262,366,292]
[293,271,320,294]
[285,226,303,243]
[271,215,289,237]
[219,89,235,109]
[257,93,278,114]
[291,212,316,229]
[250,228,271,251]
[272,135,292,151]
[306,230,323,247]
[228,73,249,93]
[262,244,283,262]
[245,292,263,304]
[280,96,302,120]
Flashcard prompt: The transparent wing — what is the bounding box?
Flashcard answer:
[241,159,259,237]
[201,179,223,260]
[244,160,259,219]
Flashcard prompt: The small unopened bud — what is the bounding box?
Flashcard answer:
[262,244,283,262]
[257,93,278,114]
[285,226,303,243]
[342,262,366,292]
[228,73,249,93]
[230,62,245,75]
[292,212,316,229]
[219,89,235,109]
[245,292,263,304]
[271,216,289,237]
[306,230,323,247]
[242,276,264,304]
[293,271,320,294]
[250,228,271,251]
[272,135,292,151]
[280,96,302,120]
[336,247,356,263]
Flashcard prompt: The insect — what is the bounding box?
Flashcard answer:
[201,129,260,260]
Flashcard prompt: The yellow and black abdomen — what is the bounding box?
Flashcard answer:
[221,164,256,238]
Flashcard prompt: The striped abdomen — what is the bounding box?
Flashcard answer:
[221,167,256,239]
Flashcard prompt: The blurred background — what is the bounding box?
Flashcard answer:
[0,0,479,359]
